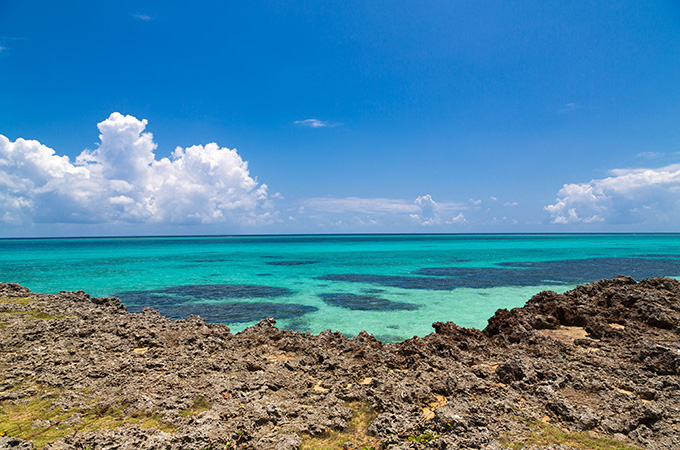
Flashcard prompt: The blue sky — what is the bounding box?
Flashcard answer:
[1,1,680,236]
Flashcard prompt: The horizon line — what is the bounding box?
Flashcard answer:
[2,231,680,241]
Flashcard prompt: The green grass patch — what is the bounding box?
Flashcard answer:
[500,419,642,450]
[29,310,65,320]
[179,397,213,417]
[300,401,378,450]
[0,297,32,305]
[0,390,176,448]
[0,392,79,448]
[0,309,65,320]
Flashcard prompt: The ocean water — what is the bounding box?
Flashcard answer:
[1,234,679,342]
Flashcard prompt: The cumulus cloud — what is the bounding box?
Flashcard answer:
[0,113,274,226]
[410,194,440,226]
[450,213,467,224]
[545,163,680,225]
[293,119,339,128]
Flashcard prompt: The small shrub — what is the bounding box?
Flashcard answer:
[407,432,439,443]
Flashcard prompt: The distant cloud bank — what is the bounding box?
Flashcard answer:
[545,164,680,226]
[0,113,274,226]
[299,195,466,228]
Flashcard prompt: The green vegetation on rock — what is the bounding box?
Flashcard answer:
[180,397,213,417]
[0,308,65,320]
[300,401,377,450]
[501,419,642,450]
[0,386,176,449]
[0,297,32,305]
[407,431,440,443]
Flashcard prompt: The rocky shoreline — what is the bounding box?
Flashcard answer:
[1,277,679,449]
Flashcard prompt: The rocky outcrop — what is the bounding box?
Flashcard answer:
[0,277,679,449]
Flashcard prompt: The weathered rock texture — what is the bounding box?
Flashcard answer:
[1,276,679,449]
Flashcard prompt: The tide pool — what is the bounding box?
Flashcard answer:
[1,234,679,341]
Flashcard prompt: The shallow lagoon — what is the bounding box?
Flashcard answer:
[2,234,679,341]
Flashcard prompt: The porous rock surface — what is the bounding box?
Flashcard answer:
[0,277,679,449]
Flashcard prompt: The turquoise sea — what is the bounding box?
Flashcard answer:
[1,234,679,342]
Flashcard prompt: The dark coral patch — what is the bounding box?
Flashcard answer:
[413,267,541,289]
[320,257,680,291]
[318,274,462,290]
[319,293,419,311]
[374,333,408,344]
[285,318,313,333]
[497,257,680,284]
[115,284,306,324]
[115,284,296,316]
[161,284,294,299]
[117,284,294,302]
[362,288,386,294]
[266,260,318,266]
[189,259,231,263]
[125,301,318,324]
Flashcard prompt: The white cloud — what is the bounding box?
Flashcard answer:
[134,13,153,21]
[293,119,339,128]
[301,197,418,214]
[504,201,518,207]
[0,113,274,226]
[558,102,581,113]
[636,151,662,160]
[545,163,680,225]
[449,213,467,224]
[0,36,24,54]
[410,194,440,226]
[299,195,464,228]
